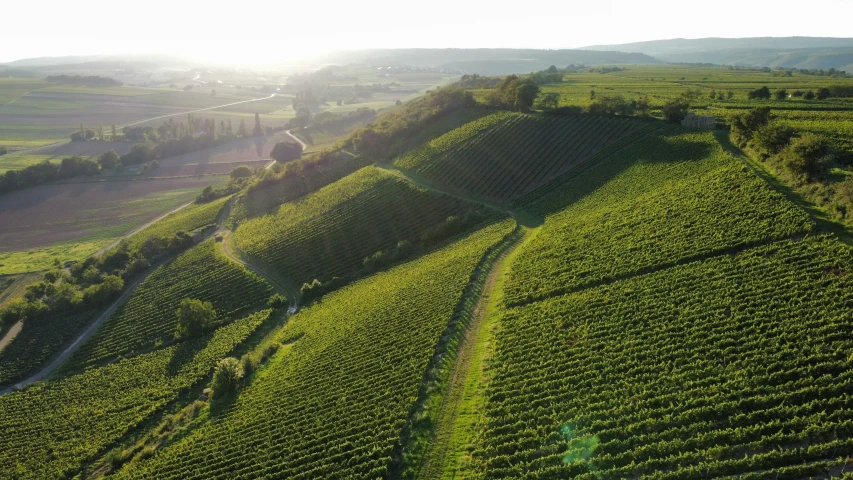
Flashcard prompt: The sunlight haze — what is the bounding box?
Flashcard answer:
[3,0,853,64]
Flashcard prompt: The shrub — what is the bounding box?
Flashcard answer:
[754,123,798,155]
[212,357,243,397]
[780,134,832,182]
[174,298,216,339]
[748,86,771,100]
[267,294,289,309]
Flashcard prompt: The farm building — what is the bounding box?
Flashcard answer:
[681,112,716,129]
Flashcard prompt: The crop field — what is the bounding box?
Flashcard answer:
[113,220,514,480]
[0,79,291,150]
[0,175,228,252]
[523,65,853,151]
[0,310,271,479]
[234,166,487,286]
[0,237,116,275]
[394,112,646,201]
[506,127,815,305]
[475,236,853,479]
[0,308,98,386]
[65,239,272,370]
[125,196,229,251]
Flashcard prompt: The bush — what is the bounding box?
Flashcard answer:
[816,87,831,100]
[661,98,690,124]
[774,89,788,100]
[212,357,243,397]
[230,165,254,178]
[780,134,832,182]
[754,123,798,155]
[174,298,216,339]
[804,90,816,100]
[267,294,289,309]
[748,86,771,100]
[729,107,772,148]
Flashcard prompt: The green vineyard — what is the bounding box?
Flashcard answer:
[0,308,97,385]
[234,166,487,287]
[506,129,815,305]
[114,220,515,479]
[0,310,271,479]
[126,197,229,251]
[64,239,272,371]
[394,112,644,201]
[475,236,853,478]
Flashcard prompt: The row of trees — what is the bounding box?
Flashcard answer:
[748,85,834,101]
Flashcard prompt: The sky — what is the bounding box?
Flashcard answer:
[3,0,853,65]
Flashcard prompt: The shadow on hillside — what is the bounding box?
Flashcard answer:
[166,334,208,377]
[713,131,853,246]
[522,126,714,218]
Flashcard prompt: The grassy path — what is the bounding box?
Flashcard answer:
[416,222,540,480]
[217,230,301,306]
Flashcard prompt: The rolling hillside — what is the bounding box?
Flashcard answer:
[1,82,853,480]
[233,166,491,288]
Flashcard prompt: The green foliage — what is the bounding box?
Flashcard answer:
[753,122,797,154]
[174,298,216,339]
[98,150,120,168]
[113,221,514,480]
[475,236,853,478]
[508,128,814,305]
[774,88,788,100]
[64,240,272,370]
[235,167,482,288]
[229,165,253,178]
[778,133,832,182]
[211,357,243,398]
[126,197,227,252]
[394,112,645,200]
[729,107,772,147]
[0,310,270,479]
[269,141,302,163]
[748,85,772,100]
[266,293,288,309]
[660,97,691,123]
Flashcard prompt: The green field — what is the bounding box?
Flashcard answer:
[0,237,116,275]
[234,166,488,287]
[64,239,273,371]
[1,63,853,480]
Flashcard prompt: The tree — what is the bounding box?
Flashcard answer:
[514,83,540,113]
[536,92,561,110]
[270,141,302,163]
[98,150,120,169]
[120,144,155,166]
[729,107,772,147]
[230,165,254,178]
[775,89,788,101]
[237,118,248,137]
[804,90,816,100]
[754,123,797,155]
[211,357,243,397]
[174,298,216,339]
[780,134,832,182]
[253,112,262,136]
[816,87,831,100]
[111,124,117,141]
[267,294,289,309]
[748,86,772,100]
[709,90,717,100]
[661,98,690,124]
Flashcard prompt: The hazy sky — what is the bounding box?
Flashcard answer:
[3,0,852,64]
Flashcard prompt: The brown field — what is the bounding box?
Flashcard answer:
[152,160,268,177]
[155,131,294,168]
[0,175,227,252]
[37,141,135,157]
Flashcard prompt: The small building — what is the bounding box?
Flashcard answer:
[681,112,716,129]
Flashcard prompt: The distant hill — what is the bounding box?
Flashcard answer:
[583,37,853,71]
[317,48,661,74]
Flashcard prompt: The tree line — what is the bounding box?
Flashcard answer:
[46,75,122,87]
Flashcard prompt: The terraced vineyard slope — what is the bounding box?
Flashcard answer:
[234,166,488,287]
[0,310,271,479]
[115,220,515,479]
[476,237,853,478]
[507,127,815,305]
[64,239,272,371]
[394,113,645,201]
